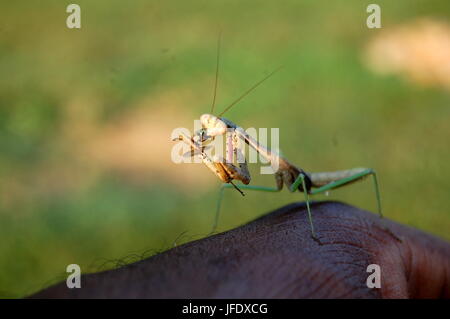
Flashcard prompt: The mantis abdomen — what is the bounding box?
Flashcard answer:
[309,167,370,188]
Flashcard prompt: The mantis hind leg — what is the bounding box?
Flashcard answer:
[309,168,383,218]
[309,169,401,242]
[285,169,383,242]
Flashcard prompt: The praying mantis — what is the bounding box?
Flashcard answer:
[173,37,384,242]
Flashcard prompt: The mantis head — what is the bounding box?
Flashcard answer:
[195,114,227,142]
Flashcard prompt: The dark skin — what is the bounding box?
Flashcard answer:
[30,201,450,298]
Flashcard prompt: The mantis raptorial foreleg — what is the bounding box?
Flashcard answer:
[227,129,251,185]
[174,130,251,192]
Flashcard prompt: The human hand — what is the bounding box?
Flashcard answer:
[30,201,450,298]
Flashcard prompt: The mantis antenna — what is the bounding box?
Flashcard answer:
[210,32,221,114]
[218,65,283,117]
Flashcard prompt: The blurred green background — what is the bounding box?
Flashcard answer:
[1,1,449,297]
